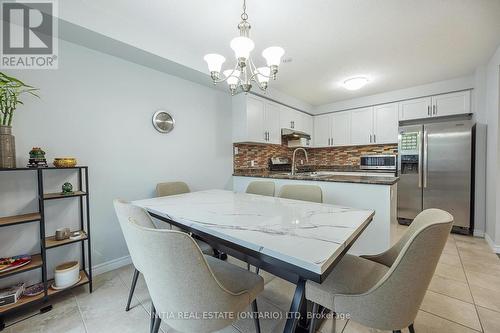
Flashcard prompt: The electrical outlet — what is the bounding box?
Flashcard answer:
[250,160,255,167]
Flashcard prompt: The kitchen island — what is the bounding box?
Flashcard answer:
[233,171,398,255]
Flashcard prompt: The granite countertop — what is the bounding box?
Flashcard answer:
[233,170,399,185]
[133,189,374,274]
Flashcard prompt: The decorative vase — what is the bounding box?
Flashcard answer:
[0,125,16,168]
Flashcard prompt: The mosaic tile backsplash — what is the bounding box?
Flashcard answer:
[233,143,398,171]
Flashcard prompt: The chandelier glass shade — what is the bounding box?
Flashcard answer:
[203,0,284,95]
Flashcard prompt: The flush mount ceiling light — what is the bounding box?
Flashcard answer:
[343,76,370,91]
[203,0,285,95]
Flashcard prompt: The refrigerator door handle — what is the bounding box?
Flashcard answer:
[423,129,428,188]
[418,135,422,188]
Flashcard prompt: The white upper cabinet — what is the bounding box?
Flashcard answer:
[399,97,432,121]
[431,91,471,117]
[399,90,471,121]
[301,112,313,135]
[313,114,332,147]
[264,101,281,144]
[374,103,399,144]
[331,111,351,146]
[350,107,374,145]
[279,105,296,130]
[232,95,281,144]
[243,96,266,143]
[280,106,312,134]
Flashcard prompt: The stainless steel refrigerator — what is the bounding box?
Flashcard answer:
[397,118,475,232]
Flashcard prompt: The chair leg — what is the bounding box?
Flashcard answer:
[125,269,140,311]
[308,302,319,333]
[152,316,161,333]
[251,300,261,333]
[408,323,415,333]
[150,303,156,333]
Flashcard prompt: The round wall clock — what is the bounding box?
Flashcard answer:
[152,110,175,133]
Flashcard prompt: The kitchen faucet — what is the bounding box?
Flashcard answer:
[291,148,308,175]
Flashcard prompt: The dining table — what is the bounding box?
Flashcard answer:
[133,189,374,333]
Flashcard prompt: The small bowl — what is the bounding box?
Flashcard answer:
[54,261,79,289]
[53,158,77,168]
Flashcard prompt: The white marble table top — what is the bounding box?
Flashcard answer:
[133,189,374,275]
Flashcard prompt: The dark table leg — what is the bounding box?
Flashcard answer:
[283,279,308,333]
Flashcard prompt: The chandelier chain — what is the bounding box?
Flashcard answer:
[241,0,248,21]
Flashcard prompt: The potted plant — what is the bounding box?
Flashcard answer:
[0,72,38,168]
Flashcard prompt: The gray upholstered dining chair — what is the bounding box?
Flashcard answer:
[114,199,264,333]
[117,183,213,313]
[306,208,453,333]
[279,184,323,203]
[156,181,190,197]
[246,181,275,196]
[156,181,215,254]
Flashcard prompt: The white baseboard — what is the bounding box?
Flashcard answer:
[484,233,500,254]
[473,230,485,237]
[91,255,132,276]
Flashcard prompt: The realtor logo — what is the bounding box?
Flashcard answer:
[1,0,58,69]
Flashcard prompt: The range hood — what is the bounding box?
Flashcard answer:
[281,128,311,140]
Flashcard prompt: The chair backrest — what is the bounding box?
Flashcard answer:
[246,181,275,196]
[278,184,323,203]
[335,208,453,330]
[156,181,190,197]
[114,200,252,332]
[113,199,157,273]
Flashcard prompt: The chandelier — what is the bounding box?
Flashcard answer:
[203,0,285,95]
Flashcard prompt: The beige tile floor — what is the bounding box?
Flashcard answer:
[4,223,500,333]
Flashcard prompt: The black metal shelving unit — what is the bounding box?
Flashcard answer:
[0,166,92,331]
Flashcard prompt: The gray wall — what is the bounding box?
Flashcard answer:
[0,39,233,286]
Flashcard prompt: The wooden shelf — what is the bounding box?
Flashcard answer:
[0,166,88,172]
[47,270,89,296]
[0,271,89,314]
[45,231,88,249]
[0,293,44,314]
[0,213,41,227]
[0,254,43,279]
[43,191,87,200]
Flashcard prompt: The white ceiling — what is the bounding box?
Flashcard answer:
[61,0,500,106]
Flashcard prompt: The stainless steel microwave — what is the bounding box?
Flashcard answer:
[360,154,397,171]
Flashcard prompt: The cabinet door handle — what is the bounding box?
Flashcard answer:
[427,105,431,116]
[373,134,376,143]
[433,105,437,115]
[369,134,372,143]
[267,131,269,141]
